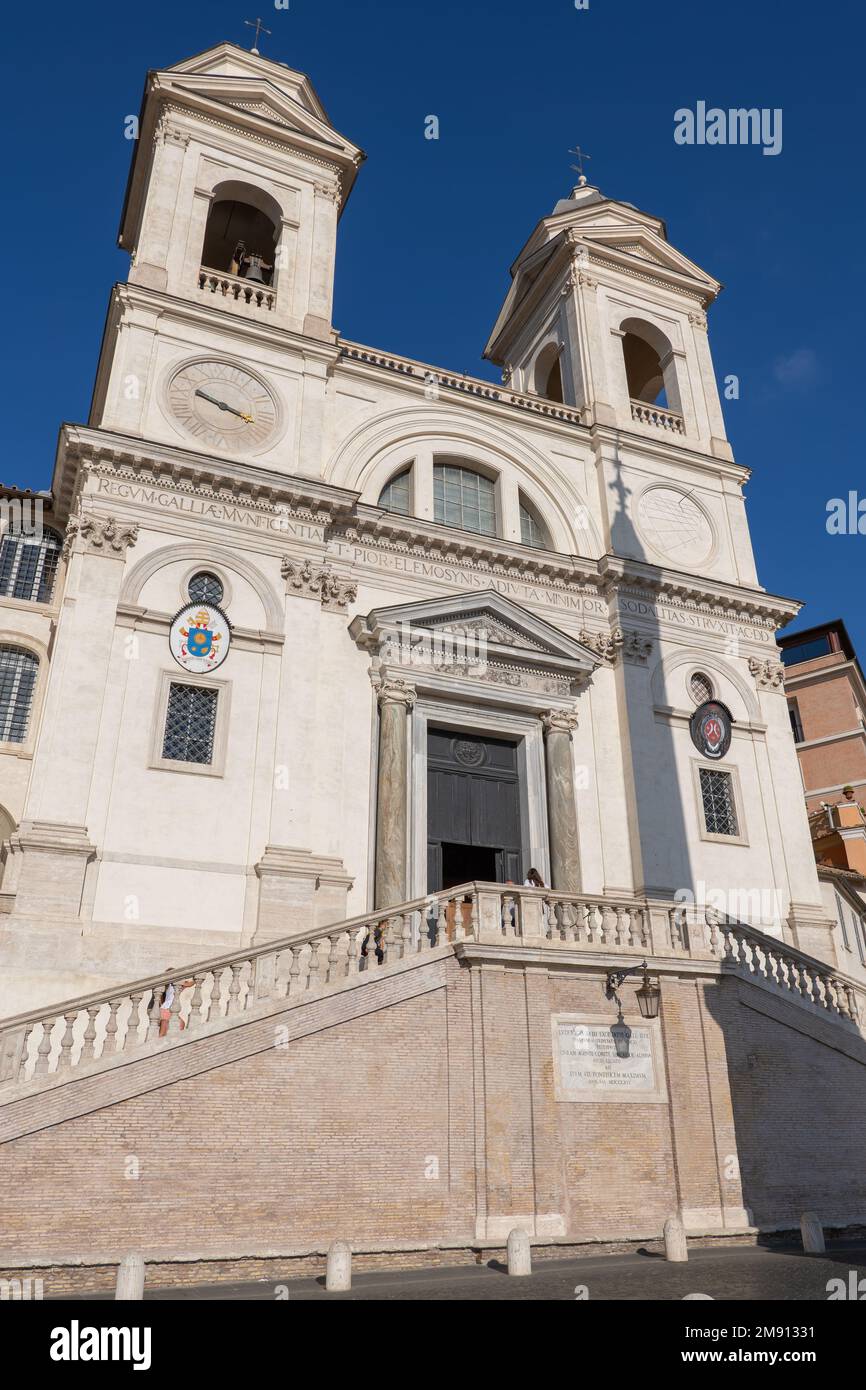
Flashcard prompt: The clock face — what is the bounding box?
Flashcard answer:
[167,360,278,454]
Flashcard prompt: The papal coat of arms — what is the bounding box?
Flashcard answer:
[169,604,231,674]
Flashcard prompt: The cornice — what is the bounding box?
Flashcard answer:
[599,554,801,630]
[589,422,750,485]
[49,427,800,631]
[108,281,342,359]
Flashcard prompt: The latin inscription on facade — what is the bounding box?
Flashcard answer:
[551,1013,668,1103]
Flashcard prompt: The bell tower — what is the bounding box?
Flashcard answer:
[484,178,731,462]
[89,43,364,475]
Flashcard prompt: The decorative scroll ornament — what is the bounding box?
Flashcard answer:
[169,603,231,674]
[374,676,416,709]
[579,626,653,666]
[689,700,734,761]
[62,514,139,559]
[281,557,357,611]
[540,709,580,737]
[747,657,786,690]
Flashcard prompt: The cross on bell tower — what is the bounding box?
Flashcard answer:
[244,17,272,55]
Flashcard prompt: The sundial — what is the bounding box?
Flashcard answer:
[637,487,713,567]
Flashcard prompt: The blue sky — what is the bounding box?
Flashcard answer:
[2,0,863,647]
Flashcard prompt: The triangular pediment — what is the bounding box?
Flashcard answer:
[155,70,360,162]
[350,590,601,673]
[166,43,330,120]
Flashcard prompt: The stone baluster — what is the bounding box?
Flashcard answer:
[81,1006,100,1064]
[57,1011,77,1069]
[434,900,447,947]
[347,928,362,975]
[188,976,205,1025]
[563,901,579,943]
[467,893,479,941]
[104,999,121,1054]
[35,1020,54,1075]
[226,964,243,1016]
[147,986,165,1041]
[125,993,146,1050]
[287,946,302,996]
[209,968,224,1021]
[845,986,860,1023]
[166,981,184,1034]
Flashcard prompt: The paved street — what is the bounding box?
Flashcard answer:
[130,1241,866,1301]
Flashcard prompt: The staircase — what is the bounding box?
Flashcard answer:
[1,883,863,1099]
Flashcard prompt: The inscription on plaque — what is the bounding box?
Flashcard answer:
[552,1013,667,1104]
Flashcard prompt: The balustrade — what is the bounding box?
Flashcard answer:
[197,267,275,311]
[630,399,685,434]
[1,883,862,1092]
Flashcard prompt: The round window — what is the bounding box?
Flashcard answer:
[188,571,224,606]
[689,671,714,705]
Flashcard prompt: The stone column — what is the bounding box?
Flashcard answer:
[541,709,581,894]
[374,678,415,910]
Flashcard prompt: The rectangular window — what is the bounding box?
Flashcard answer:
[162,683,218,765]
[788,699,804,743]
[699,767,739,837]
[834,891,851,950]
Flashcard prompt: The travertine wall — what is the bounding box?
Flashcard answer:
[1,955,864,1267]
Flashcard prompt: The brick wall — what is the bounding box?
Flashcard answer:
[1,953,865,1267]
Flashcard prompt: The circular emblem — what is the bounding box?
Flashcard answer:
[689,700,733,760]
[169,603,232,673]
[454,739,485,767]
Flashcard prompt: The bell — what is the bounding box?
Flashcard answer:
[245,255,266,284]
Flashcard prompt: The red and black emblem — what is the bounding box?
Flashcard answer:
[689,700,733,760]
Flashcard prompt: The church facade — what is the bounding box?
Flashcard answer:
[0,41,832,1016]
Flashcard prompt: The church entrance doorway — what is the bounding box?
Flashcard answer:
[426,727,523,892]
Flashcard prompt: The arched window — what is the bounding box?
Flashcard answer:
[201,184,279,286]
[378,468,412,516]
[0,646,38,744]
[519,497,550,549]
[433,462,496,537]
[188,571,224,606]
[620,318,680,412]
[0,804,14,845]
[0,528,62,604]
[534,345,564,403]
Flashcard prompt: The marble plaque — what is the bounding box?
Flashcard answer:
[551,1013,668,1104]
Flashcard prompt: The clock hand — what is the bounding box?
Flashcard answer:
[194,388,255,424]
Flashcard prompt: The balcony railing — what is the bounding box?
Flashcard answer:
[630,399,685,434]
[1,884,861,1093]
[197,266,275,311]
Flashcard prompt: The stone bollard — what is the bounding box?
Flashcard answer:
[800,1212,825,1255]
[115,1254,145,1301]
[506,1227,532,1277]
[663,1215,688,1263]
[683,1293,714,1299]
[325,1240,352,1292]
